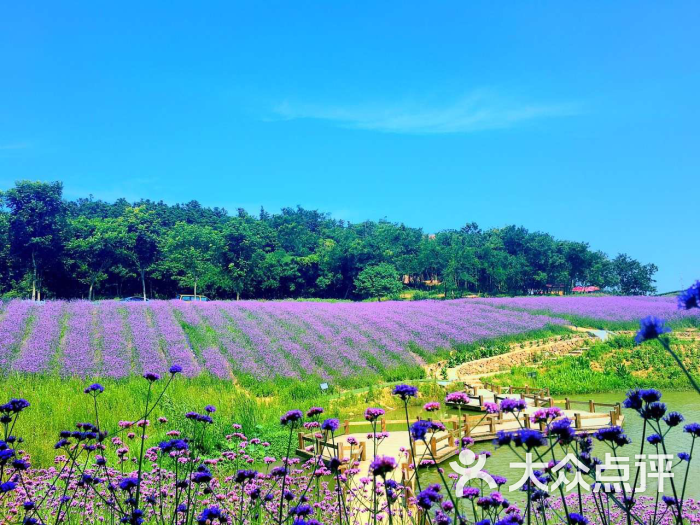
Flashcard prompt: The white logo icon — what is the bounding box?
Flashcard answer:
[450,449,497,496]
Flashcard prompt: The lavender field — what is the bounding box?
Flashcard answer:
[475,295,700,325]
[0,299,565,381]
[1,296,695,382]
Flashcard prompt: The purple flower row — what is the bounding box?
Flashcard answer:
[0,298,570,380]
[475,295,700,322]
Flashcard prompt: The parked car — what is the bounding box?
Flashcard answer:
[177,294,209,302]
[120,296,148,302]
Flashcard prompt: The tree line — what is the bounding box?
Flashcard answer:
[0,180,658,301]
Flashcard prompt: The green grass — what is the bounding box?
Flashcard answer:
[440,324,573,368]
[2,373,449,468]
[490,334,700,394]
[2,373,330,465]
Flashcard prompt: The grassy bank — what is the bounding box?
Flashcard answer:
[490,333,700,394]
[438,324,573,370]
[1,373,447,467]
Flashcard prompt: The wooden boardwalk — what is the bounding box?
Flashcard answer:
[296,383,624,476]
[445,383,553,412]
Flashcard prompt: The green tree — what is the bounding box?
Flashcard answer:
[612,254,658,295]
[159,222,225,297]
[223,214,276,299]
[65,217,124,300]
[354,263,402,301]
[0,212,11,294]
[586,251,618,289]
[122,206,160,300]
[2,181,66,300]
[0,179,661,299]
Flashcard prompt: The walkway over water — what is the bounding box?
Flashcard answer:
[296,382,624,485]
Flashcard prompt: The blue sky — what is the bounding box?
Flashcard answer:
[1,2,698,292]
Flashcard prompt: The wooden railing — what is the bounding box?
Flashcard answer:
[297,432,366,462]
[480,381,551,398]
[563,398,622,417]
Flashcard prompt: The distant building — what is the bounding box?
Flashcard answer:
[545,284,566,296]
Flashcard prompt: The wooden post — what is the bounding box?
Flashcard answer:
[338,442,344,460]
[589,400,595,414]
[381,418,386,433]
[489,417,496,433]
[539,421,546,432]
[298,432,304,449]
[575,413,582,429]
[402,464,415,499]
[344,420,350,435]
[525,385,530,395]
[524,417,531,429]
[430,437,437,457]
[360,442,367,461]
[547,397,554,408]
[610,410,617,426]
[565,398,571,410]
[479,395,484,408]
[496,385,502,395]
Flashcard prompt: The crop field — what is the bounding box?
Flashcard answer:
[0,299,568,381]
[475,295,700,329]
[1,296,697,383]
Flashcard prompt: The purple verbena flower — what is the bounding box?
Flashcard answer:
[280,410,303,426]
[635,316,671,344]
[393,384,418,400]
[321,418,339,433]
[678,281,700,310]
[364,407,385,422]
[370,455,397,478]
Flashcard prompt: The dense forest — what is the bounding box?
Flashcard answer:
[0,181,658,301]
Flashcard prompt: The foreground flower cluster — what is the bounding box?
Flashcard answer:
[2,370,700,524]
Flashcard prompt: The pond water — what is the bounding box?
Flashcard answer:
[415,390,700,503]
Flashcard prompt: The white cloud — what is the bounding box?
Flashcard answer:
[271,90,581,134]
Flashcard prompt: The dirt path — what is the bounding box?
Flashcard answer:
[423,331,595,382]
